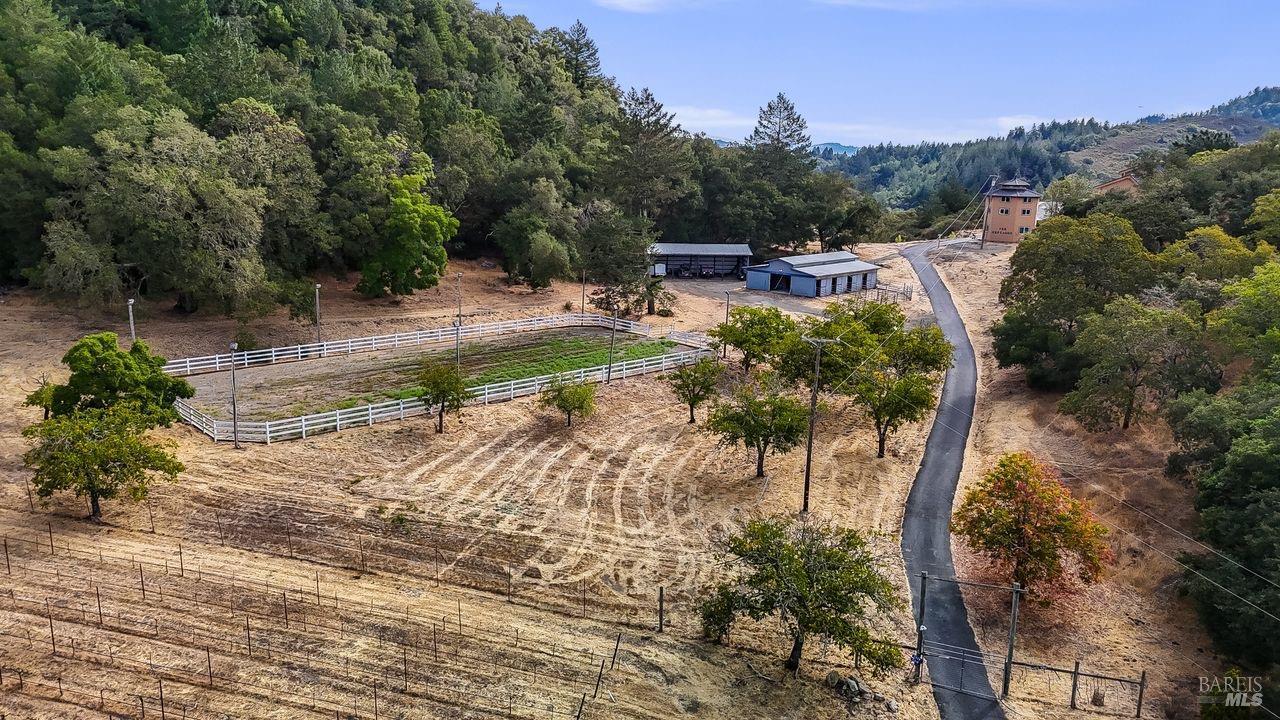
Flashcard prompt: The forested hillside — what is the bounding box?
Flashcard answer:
[989,133,1280,674]
[0,0,879,317]
[824,87,1280,210]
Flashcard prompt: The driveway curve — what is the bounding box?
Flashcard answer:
[899,243,1005,720]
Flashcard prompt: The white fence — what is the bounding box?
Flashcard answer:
[162,313,655,376]
[173,348,713,444]
[163,312,713,444]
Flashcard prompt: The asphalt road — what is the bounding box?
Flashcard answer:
[899,243,1006,719]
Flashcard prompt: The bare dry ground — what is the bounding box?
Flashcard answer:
[0,258,940,720]
[931,243,1223,720]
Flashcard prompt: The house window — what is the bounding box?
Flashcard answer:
[1023,197,1034,202]
[1001,196,1011,202]
[1021,208,1032,215]
[999,208,1010,215]
[1018,226,1031,234]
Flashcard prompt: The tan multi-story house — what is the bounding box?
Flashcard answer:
[981,178,1042,243]
[1094,172,1140,195]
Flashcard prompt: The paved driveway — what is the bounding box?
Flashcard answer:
[900,243,1005,720]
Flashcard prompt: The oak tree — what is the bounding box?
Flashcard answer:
[417,362,473,433]
[952,452,1112,598]
[666,358,722,423]
[700,515,902,673]
[539,378,597,428]
[705,372,808,478]
[23,405,183,521]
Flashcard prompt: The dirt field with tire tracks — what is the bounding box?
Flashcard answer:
[0,254,939,720]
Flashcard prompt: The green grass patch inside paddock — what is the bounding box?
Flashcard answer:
[292,335,678,417]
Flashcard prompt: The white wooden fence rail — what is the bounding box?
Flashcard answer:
[173,347,713,444]
[162,313,654,377]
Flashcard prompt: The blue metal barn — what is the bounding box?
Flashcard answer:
[744,251,880,298]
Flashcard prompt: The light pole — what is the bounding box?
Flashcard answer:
[801,337,835,515]
[722,291,731,359]
[606,308,619,384]
[313,283,322,345]
[229,341,241,450]
[454,272,463,368]
[127,299,137,343]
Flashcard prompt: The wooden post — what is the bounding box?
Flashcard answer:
[3,537,9,575]
[286,529,294,558]
[611,633,621,669]
[207,646,213,687]
[657,586,664,633]
[158,678,166,720]
[26,479,34,511]
[177,544,184,577]
[373,682,379,720]
[46,598,56,656]
[575,694,586,720]
[1069,660,1081,709]
[1001,582,1021,698]
[402,646,408,692]
[581,579,587,617]
[96,587,102,625]
[1136,670,1147,718]
[282,592,289,628]
[433,626,438,663]
[47,522,54,554]
[434,549,441,587]
[139,564,146,600]
[245,616,252,656]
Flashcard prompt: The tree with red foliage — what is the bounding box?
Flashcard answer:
[952,452,1113,599]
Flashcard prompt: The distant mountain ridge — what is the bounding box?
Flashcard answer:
[818,86,1280,208]
[816,142,858,156]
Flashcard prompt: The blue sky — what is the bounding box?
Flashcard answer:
[493,0,1280,146]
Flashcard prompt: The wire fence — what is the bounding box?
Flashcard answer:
[1,532,624,719]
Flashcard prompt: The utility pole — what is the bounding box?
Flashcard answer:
[800,337,835,515]
[978,173,997,250]
[606,308,619,384]
[454,272,463,368]
[127,298,137,343]
[1001,581,1022,698]
[313,283,322,345]
[229,342,241,450]
[722,292,731,359]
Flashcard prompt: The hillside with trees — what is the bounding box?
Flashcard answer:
[0,0,878,320]
[989,132,1280,681]
[821,87,1280,214]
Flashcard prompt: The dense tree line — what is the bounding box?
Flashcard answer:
[0,0,877,319]
[990,135,1280,674]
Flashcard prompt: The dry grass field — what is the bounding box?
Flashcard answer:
[931,243,1222,720]
[0,256,939,719]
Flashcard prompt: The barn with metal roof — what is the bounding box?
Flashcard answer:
[744,251,881,298]
[649,243,754,278]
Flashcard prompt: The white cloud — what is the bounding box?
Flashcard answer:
[812,0,968,10]
[591,0,708,11]
[995,114,1052,133]
[669,106,757,134]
